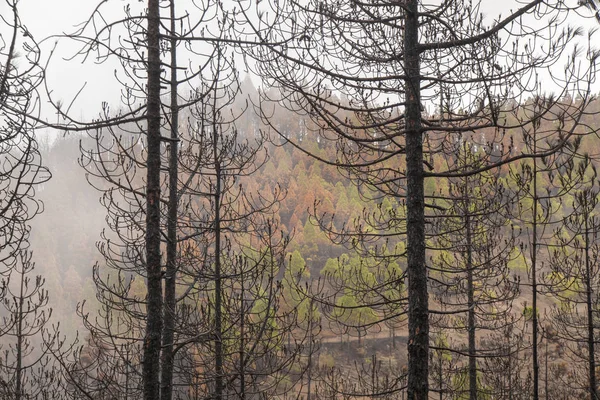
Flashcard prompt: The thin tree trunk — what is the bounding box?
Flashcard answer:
[143,0,163,399]
[532,139,539,400]
[404,0,428,398]
[239,270,246,400]
[466,211,477,400]
[307,300,314,400]
[125,347,131,399]
[15,264,25,400]
[439,352,443,400]
[545,332,549,400]
[509,346,514,400]
[584,219,598,400]
[160,1,179,398]
[213,122,224,400]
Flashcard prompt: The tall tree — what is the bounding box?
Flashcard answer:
[160,2,180,399]
[51,3,310,399]
[507,103,584,398]
[0,0,49,279]
[143,1,162,399]
[171,62,309,398]
[240,1,599,398]
[0,2,54,397]
[429,142,520,399]
[547,157,600,399]
[45,1,199,398]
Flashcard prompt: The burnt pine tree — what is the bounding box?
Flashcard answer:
[0,251,62,400]
[42,3,161,400]
[506,101,586,398]
[42,1,232,399]
[547,157,600,399]
[429,141,520,399]
[39,2,212,395]
[0,2,55,398]
[239,0,599,398]
[161,1,179,398]
[0,0,49,284]
[44,1,163,396]
[478,320,533,399]
[144,2,162,398]
[173,57,310,398]
[51,2,308,399]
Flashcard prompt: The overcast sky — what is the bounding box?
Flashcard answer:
[20,1,144,121]
[8,0,600,140]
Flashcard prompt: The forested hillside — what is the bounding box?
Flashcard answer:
[19,91,600,398]
[3,0,600,399]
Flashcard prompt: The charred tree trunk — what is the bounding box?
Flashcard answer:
[213,124,224,400]
[532,138,540,400]
[239,270,246,400]
[160,1,179,398]
[15,262,25,400]
[584,219,598,400]
[404,0,428,398]
[466,211,477,400]
[143,0,163,399]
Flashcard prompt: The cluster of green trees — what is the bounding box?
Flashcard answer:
[2,0,600,399]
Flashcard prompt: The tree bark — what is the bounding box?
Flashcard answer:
[160,1,179,398]
[466,210,477,400]
[404,0,428,398]
[143,0,163,399]
[213,124,224,400]
[239,270,246,400]
[15,263,25,400]
[532,138,539,400]
[584,218,598,400]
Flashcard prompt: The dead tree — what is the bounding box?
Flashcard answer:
[48,2,310,399]
[0,3,55,398]
[0,0,49,281]
[237,0,599,397]
[429,142,520,399]
[0,251,62,400]
[547,157,600,400]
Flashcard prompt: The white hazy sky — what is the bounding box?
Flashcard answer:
[8,0,600,134]
[19,0,146,122]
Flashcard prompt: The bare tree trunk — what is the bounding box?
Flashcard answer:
[509,347,514,400]
[404,0,428,398]
[213,122,224,400]
[545,332,549,400]
[143,0,163,399]
[15,264,25,400]
[466,211,477,400]
[160,1,179,398]
[532,141,540,400]
[584,220,598,400]
[239,270,246,400]
[439,353,443,400]
[307,299,314,400]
